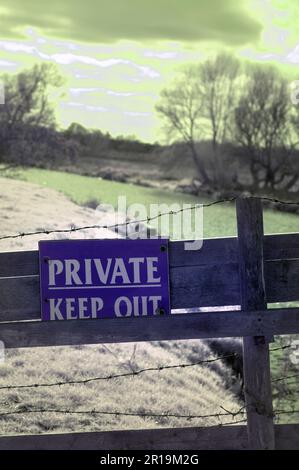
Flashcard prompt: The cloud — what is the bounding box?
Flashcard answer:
[143,51,179,59]
[49,53,160,78]
[0,59,16,69]
[286,44,299,64]
[0,0,262,45]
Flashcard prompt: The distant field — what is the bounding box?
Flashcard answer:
[8,167,299,238]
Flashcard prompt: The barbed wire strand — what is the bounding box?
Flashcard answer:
[0,354,241,391]
[0,196,298,242]
[0,198,235,241]
[0,406,297,421]
[257,196,299,206]
[0,345,293,391]
[272,373,299,383]
[273,409,299,415]
[269,344,292,352]
[0,406,246,420]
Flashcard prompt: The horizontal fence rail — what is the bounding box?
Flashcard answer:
[0,424,298,450]
[0,234,299,324]
[0,308,298,349]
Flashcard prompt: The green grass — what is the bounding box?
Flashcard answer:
[8,167,299,238]
[270,336,299,423]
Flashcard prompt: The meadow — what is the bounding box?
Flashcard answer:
[13,167,299,238]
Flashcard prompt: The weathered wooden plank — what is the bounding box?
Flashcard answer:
[273,424,299,450]
[0,250,39,278]
[264,233,299,260]
[2,256,299,322]
[0,231,298,323]
[0,263,241,321]
[0,424,297,450]
[1,233,299,279]
[0,308,298,349]
[0,425,249,450]
[265,259,299,303]
[0,238,238,278]
[236,197,275,450]
[170,263,239,308]
[0,276,40,321]
[169,237,238,266]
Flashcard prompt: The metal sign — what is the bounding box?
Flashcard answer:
[39,239,170,321]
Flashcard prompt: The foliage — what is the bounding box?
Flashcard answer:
[0,63,80,168]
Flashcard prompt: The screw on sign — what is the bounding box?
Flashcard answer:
[39,238,171,321]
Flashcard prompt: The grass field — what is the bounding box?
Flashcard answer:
[10,167,299,238]
[0,341,244,436]
[0,166,298,436]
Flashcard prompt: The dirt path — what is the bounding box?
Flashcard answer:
[0,177,119,252]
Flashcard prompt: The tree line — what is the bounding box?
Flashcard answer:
[0,63,158,169]
[1,56,299,195]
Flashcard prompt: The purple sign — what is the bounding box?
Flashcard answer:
[39,239,170,321]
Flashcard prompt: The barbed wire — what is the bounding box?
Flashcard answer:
[0,198,235,241]
[0,344,293,391]
[0,405,246,421]
[273,409,299,415]
[0,353,239,391]
[272,373,299,383]
[269,344,292,352]
[257,196,299,206]
[0,344,292,392]
[0,406,296,421]
[0,195,298,242]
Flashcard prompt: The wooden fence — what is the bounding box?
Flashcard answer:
[0,197,298,449]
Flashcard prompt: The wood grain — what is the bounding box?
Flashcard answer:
[0,308,298,349]
[1,232,299,278]
[0,424,297,450]
[1,256,299,322]
[236,197,275,450]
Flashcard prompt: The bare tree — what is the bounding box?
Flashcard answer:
[156,67,211,185]
[156,53,239,187]
[233,64,299,191]
[198,53,239,185]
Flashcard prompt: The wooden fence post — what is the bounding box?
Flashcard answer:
[236,197,275,450]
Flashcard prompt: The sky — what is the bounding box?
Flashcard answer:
[0,0,299,142]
